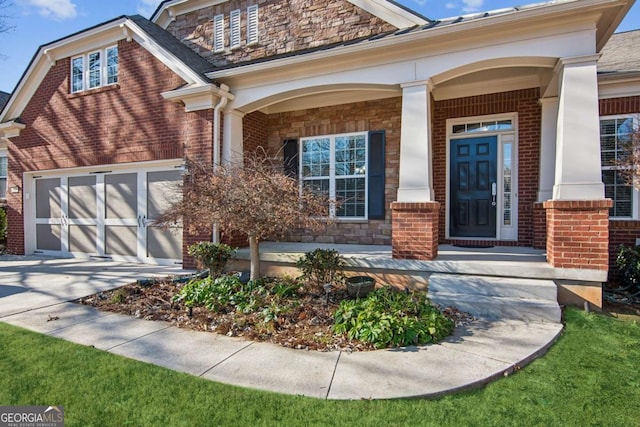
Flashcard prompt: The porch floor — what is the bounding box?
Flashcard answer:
[236,242,607,283]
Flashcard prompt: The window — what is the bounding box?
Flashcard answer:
[301,133,368,218]
[230,9,241,49]
[106,46,118,84]
[452,120,513,134]
[247,5,259,45]
[213,14,225,52]
[71,57,84,93]
[70,46,118,93]
[601,116,636,218]
[0,154,7,199]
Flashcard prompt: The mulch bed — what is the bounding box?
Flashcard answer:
[76,279,474,352]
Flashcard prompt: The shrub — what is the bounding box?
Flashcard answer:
[296,248,345,291]
[172,275,302,321]
[333,286,454,349]
[187,242,236,277]
[616,244,640,289]
[0,206,7,241]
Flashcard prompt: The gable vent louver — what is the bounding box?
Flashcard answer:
[213,14,224,52]
[230,9,241,49]
[247,5,259,45]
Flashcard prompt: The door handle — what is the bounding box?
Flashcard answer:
[491,183,497,206]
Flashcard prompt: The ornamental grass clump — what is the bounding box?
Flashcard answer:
[333,286,454,349]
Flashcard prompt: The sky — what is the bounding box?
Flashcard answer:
[0,0,638,93]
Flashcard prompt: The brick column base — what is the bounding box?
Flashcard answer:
[391,202,440,260]
[533,202,546,250]
[543,200,612,270]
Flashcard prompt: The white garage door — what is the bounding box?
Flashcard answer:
[31,165,183,265]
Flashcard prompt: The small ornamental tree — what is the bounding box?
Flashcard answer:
[155,149,333,281]
[0,1,13,36]
[615,122,640,190]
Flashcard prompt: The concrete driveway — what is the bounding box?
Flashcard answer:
[0,255,186,319]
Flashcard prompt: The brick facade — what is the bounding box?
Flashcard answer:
[5,39,213,264]
[267,97,401,245]
[433,88,541,247]
[600,95,640,278]
[391,202,440,260]
[544,200,612,270]
[167,0,397,67]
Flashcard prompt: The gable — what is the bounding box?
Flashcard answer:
[161,0,413,67]
[0,15,214,123]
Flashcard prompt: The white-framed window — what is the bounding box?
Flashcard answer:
[600,115,638,218]
[301,132,368,219]
[70,46,118,93]
[247,4,259,45]
[213,14,225,52]
[230,9,241,49]
[0,153,7,199]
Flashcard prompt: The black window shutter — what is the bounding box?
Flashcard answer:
[283,139,299,178]
[368,130,385,220]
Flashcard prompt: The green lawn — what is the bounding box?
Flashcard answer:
[1,308,639,427]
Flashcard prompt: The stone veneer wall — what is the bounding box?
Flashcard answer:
[166,0,397,67]
[267,97,402,245]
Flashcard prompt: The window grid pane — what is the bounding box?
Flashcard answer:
[107,47,118,84]
[88,52,101,89]
[302,138,330,177]
[301,133,368,219]
[336,178,365,218]
[335,135,366,176]
[72,57,84,92]
[600,117,634,218]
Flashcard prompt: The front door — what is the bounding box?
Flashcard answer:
[450,136,498,238]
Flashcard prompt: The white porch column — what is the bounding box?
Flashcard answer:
[553,55,604,200]
[222,109,245,165]
[397,81,434,202]
[538,97,558,202]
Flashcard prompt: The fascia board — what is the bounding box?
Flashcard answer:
[207,1,609,80]
[0,17,209,123]
[152,0,427,29]
[162,83,235,112]
[125,20,209,85]
[153,0,227,29]
[346,0,427,27]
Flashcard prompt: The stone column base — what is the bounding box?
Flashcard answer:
[391,202,440,260]
[543,200,612,270]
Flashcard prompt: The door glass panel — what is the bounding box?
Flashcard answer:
[106,226,137,256]
[69,225,96,253]
[147,227,182,260]
[36,178,61,219]
[105,173,137,219]
[36,224,61,251]
[68,176,96,219]
[503,143,512,226]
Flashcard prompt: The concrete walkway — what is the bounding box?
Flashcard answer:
[0,256,563,400]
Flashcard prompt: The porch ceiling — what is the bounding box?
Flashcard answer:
[432,64,556,101]
[241,84,401,115]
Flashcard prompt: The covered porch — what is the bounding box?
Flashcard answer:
[230,242,605,311]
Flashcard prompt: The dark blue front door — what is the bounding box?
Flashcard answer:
[450,136,498,238]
